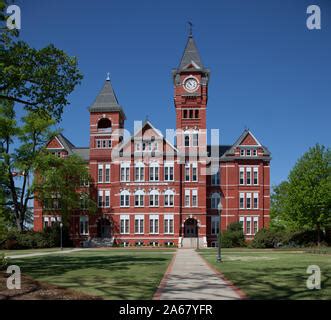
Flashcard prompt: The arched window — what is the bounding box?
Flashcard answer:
[149,190,159,207]
[120,190,130,207]
[97,118,112,131]
[184,134,190,147]
[164,190,175,207]
[134,190,145,207]
[134,162,145,181]
[211,193,221,209]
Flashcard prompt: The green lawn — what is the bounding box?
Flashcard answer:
[199,248,331,300]
[0,248,73,256]
[12,249,174,300]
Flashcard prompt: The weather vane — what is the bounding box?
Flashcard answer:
[188,21,193,37]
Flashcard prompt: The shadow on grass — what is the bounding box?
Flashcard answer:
[14,253,172,300]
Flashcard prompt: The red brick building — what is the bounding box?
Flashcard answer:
[33,34,271,247]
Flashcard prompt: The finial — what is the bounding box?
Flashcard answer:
[188,21,193,37]
[106,72,110,81]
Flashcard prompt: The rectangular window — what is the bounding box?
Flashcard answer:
[246,149,251,156]
[253,168,258,185]
[246,217,252,234]
[98,164,103,183]
[246,168,251,185]
[164,164,174,181]
[98,191,103,208]
[164,193,174,207]
[120,164,130,182]
[105,191,110,208]
[135,166,144,182]
[120,193,130,207]
[183,110,188,119]
[212,170,220,185]
[149,215,159,234]
[43,217,49,229]
[239,193,245,209]
[239,216,244,232]
[164,214,174,234]
[185,163,190,181]
[211,216,220,235]
[239,167,244,185]
[135,194,144,207]
[240,149,245,156]
[253,192,259,209]
[80,216,89,235]
[149,194,159,207]
[192,133,198,147]
[253,217,259,234]
[185,190,190,207]
[246,193,251,209]
[80,194,88,210]
[192,163,197,182]
[253,149,257,156]
[149,165,159,181]
[120,215,129,234]
[105,164,110,183]
[192,189,198,207]
[134,215,144,234]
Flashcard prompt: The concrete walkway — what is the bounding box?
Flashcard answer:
[155,249,243,300]
[7,248,86,259]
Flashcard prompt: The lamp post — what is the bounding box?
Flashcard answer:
[217,202,223,263]
[60,222,63,250]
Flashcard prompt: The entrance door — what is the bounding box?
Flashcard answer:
[97,218,111,238]
[184,218,198,237]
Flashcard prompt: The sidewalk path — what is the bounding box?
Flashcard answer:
[7,248,86,259]
[155,249,244,300]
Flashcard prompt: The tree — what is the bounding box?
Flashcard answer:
[33,153,96,226]
[271,144,331,245]
[0,1,83,121]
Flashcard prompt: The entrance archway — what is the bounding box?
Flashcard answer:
[184,218,198,238]
[97,218,111,238]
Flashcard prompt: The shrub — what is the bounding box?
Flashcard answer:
[250,228,284,248]
[220,222,246,248]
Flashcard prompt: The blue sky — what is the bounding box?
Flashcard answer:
[16,0,331,186]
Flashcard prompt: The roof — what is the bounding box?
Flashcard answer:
[178,35,204,71]
[88,78,126,119]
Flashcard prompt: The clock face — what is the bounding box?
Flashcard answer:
[184,78,198,92]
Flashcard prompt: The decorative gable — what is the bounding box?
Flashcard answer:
[239,132,260,146]
[46,136,64,149]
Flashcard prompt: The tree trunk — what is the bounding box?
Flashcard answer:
[317,224,321,247]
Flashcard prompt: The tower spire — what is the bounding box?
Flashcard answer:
[188,21,193,38]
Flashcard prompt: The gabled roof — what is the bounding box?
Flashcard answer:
[178,35,204,71]
[88,77,126,119]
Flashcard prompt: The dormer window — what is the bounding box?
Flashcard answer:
[246,149,251,156]
[253,149,257,156]
[240,149,245,156]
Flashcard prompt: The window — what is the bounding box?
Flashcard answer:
[120,215,130,234]
[120,163,130,182]
[164,214,174,234]
[253,217,258,234]
[96,139,112,149]
[105,191,110,208]
[98,190,103,208]
[164,163,174,181]
[149,163,159,181]
[149,215,159,234]
[149,190,159,207]
[184,134,190,147]
[211,193,220,209]
[195,110,199,119]
[192,189,198,207]
[98,164,103,183]
[134,215,144,234]
[184,190,190,207]
[135,162,144,182]
[105,164,110,183]
[192,133,198,146]
[164,190,174,207]
[43,217,49,229]
[211,170,220,185]
[253,168,258,185]
[80,216,89,235]
[183,110,188,118]
[185,162,190,181]
[246,149,251,156]
[239,167,244,185]
[189,110,193,119]
[240,149,245,156]
[239,193,245,209]
[80,193,88,210]
[246,168,251,185]
[246,217,252,234]
[211,216,220,235]
[192,163,197,182]
[239,217,244,231]
[120,190,130,207]
[246,193,251,209]
[134,190,144,207]
[253,149,257,156]
[253,192,259,209]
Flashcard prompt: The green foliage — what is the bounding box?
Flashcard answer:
[271,144,331,242]
[220,222,246,248]
[0,253,8,271]
[34,153,96,226]
[250,228,284,248]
